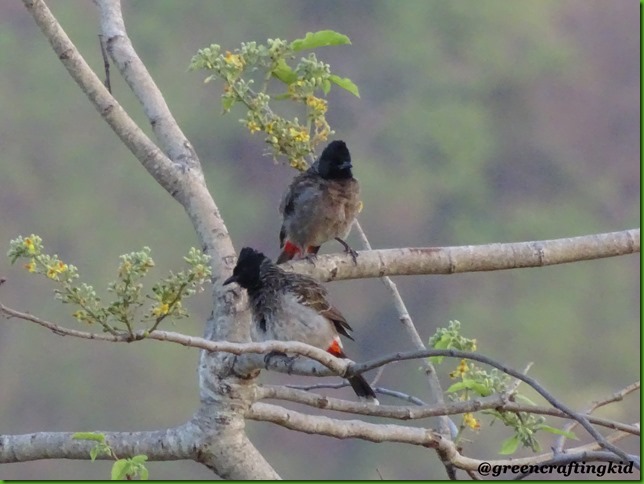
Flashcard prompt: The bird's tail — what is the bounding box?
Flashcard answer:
[348,375,379,405]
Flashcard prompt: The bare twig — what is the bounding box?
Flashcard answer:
[98,34,111,92]
[353,220,457,478]
[553,381,640,453]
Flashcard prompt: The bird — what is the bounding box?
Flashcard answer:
[276,140,361,265]
[223,247,378,404]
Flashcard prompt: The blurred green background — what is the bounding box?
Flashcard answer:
[0,0,639,480]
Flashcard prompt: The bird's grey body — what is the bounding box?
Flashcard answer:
[279,167,360,249]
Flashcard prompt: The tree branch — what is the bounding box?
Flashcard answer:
[286,229,640,281]
[254,384,639,435]
[553,381,641,453]
[22,0,274,478]
[0,427,194,464]
[352,348,637,465]
[247,402,442,446]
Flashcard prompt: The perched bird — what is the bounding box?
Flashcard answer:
[276,140,360,264]
[224,247,378,404]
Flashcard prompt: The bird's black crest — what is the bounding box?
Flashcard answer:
[317,140,353,180]
[226,247,268,289]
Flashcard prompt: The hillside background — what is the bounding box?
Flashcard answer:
[0,0,639,479]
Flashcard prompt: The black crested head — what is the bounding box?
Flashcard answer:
[317,140,353,180]
[223,247,268,289]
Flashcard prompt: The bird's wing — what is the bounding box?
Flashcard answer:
[290,275,354,340]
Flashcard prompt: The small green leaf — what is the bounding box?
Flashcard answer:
[499,434,520,455]
[290,30,351,51]
[329,74,360,97]
[536,424,577,439]
[72,432,105,443]
[111,459,130,480]
[221,96,235,113]
[322,79,331,95]
[272,59,297,84]
[90,447,99,462]
[130,455,148,465]
[140,467,149,480]
[446,381,469,393]
[446,378,491,396]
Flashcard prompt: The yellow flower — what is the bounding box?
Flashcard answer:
[305,96,327,113]
[224,51,243,69]
[450,359,469,378]
[24,259,36,273]
[152,303,170,317]
[247,120,261,134]
[265,122,275,134]
[56,261,68,273]
[73,310,87,322]
[46,267,59,280]
[463,413,480,430]
[289,127,309,143]
[24,238,37,255]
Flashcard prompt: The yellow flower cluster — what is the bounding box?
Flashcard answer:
[306,95,327,114]
[450,359,469,378]
[46,260,69,280]
[463,413,480,430]
[289,127,309,143]
[152,303,170,317]
[224,51,244,69]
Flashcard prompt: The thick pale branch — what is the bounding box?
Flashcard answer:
[95,0,196,167]
[22,0,180,198]
[248,404,638,474]
[287,229,640,281]
[247,402,441,446]
[0,427,193,464]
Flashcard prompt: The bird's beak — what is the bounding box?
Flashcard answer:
[223,274,238,286]
[339,161,353,170]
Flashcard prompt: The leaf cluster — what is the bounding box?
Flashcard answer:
[72,433,149,480]
[189,30,358,170]
[429,321,576,454]
[8,235,211,338]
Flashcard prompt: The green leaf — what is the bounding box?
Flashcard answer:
[140,467,149,480]
[72,432,105,443]
[329,74,360,97]
[90,447,99,462]
[499,434,520,455]
[221,96,235,113]
[446,381,469,393]
[272,59,297,84]
[111,459,130,480]
[290,30,351,52]
[130,455,148,464]
[322,79,331,95]
[446,378,491,396]
[536,424,577,439]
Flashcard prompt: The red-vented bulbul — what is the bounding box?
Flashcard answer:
[224,247,378,404]
[277,140,360,264]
